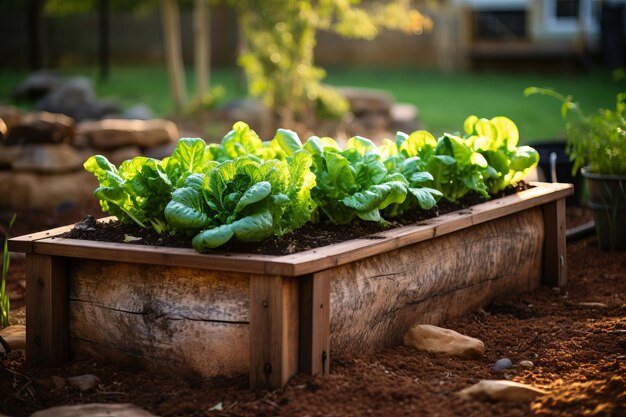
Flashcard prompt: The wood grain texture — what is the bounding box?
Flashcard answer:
[10,183,572,277]
[249,276,300,390]
[68,260,250,377]
[299,271,330,375]
[326,208,544,356]
[543,199,567,287]
[26,255,68,365]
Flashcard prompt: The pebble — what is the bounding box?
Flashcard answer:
[67,374,100,392]
[51,376,67,389]
[518,360,534,368]
[492,358,513,371]
[458,380,547,402]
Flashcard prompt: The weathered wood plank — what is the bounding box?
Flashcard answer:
[67,260,251,377]
[326,208,544,356]
[299,271,330,375]
[26,254,68,365]
[69,260,250,322]
[70,302,249,377]
[249,276,299,390]
[11,183,572,277]
[543,199,567,287]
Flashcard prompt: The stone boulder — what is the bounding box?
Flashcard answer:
[36,77,120,121]
[30,404,157,417]
[0,170,97,209]
[457,380,548,402]
[3,112,75,145]
[0,144,88,174]
[390,103,420,133]
[12,70,62,101]
[0,325,26,351]
[338,87,394,115]
[0,106,23,132]
[76,119,179,150]
[403,324,485,359]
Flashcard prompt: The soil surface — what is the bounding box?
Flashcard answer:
[59,184,530,255]
[1,200,625,417]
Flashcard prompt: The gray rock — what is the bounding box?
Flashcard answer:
[36,77,120,122]
[67,374,100,392]
[124,104,154,120]
[30,403,157,417]
[518,360,534,368]
[12,70,62,101]
[492,358,514,371]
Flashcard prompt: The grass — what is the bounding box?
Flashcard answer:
[1,65,623,143]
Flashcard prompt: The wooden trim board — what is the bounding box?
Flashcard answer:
[9,182,573,277]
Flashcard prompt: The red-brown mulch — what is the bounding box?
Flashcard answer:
[1,203,624,417]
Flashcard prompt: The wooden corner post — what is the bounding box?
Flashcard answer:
[299,271,330,376]
[249,275,299,390]
[542,198,567,287]
[25,254,68,365]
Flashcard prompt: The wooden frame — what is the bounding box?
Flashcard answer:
[9,182,571,390]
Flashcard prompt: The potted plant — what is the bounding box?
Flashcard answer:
[526,87,626,250]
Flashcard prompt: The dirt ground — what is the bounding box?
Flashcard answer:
[0,203,624,417]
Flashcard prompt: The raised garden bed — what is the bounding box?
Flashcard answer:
[9,182,571,390]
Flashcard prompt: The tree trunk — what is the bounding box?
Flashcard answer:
[161,0,187,111]
[193,0,210,99]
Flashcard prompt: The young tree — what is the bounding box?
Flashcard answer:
[231,0,432,128]
[161,0,188,111]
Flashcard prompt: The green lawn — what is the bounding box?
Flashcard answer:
[1,65,622,144]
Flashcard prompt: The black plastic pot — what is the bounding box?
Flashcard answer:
[581,169,626,251]
[530,140,584,206]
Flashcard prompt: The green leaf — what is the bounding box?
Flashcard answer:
[234,181,272,213]
[170,137,210,173]
[164,188,210,230]
[347,136,377,155]
[272,128,303,155]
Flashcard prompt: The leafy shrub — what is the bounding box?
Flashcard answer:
[525,87,626,175]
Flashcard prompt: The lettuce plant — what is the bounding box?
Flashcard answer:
[84,138,212,233]
[165,151,315,251]
[303,135,441,224]
[462,115,539,194]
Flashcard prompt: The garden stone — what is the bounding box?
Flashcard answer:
[390,102,420,133]
[30,404,157,417]
[0,325,26,351]
[492,358,514,371]
[0,106,23,132]
[51,376,67,389]
[36,77,120,122]
[457,380,547,402]
[0,118,7,141]
[12,70,62,101]
[577,302,608,308]
[9,144,87,174]
[123,104,154,120]
[142,142,177,160]
[339,87,393,115]
[518,360,534,368]
[76,119,178,149]
[3,112,75,145]
[0,170,97,209]
[67,374,101,392]
[102,146,142,166]
[403,324,485,359]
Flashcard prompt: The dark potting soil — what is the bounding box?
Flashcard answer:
[60,183,532,255]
